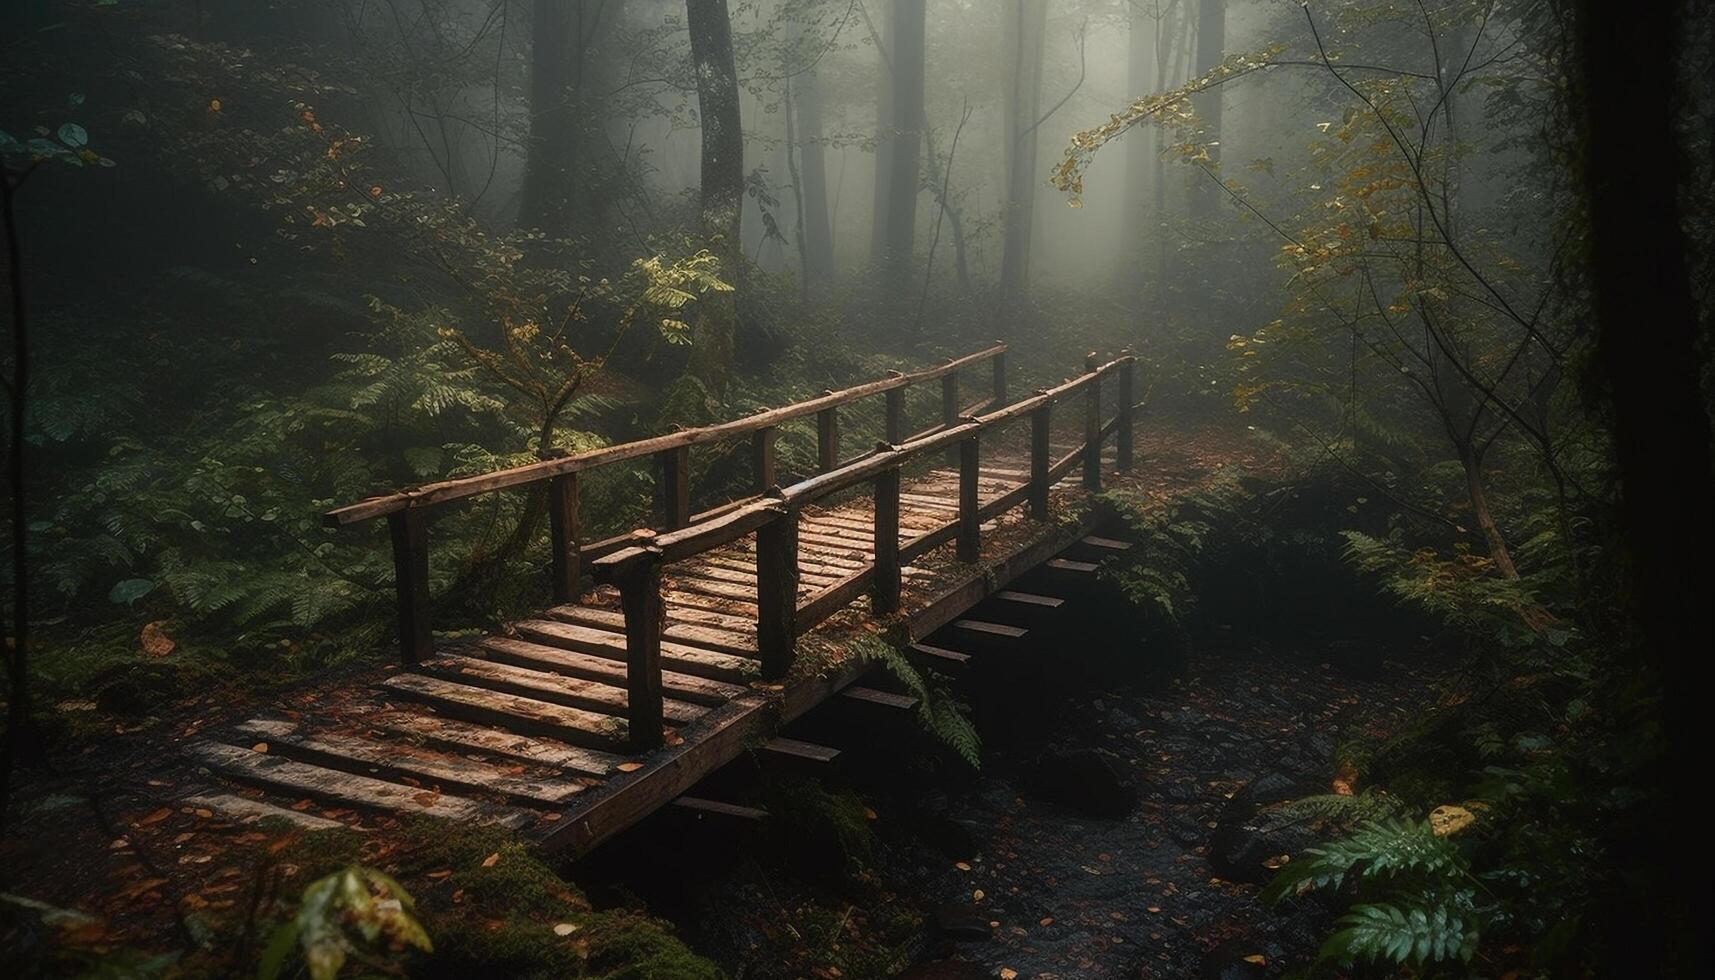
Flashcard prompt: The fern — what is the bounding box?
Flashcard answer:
[1322,901,1479,968]
[852,637,981,769]
[1263,818,1466,902]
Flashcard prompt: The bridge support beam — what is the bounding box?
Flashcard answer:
[958,435,981,562]
[817,404,840,472]
[387,509,432,664]
[992,347,1008,406]
[874,462,901,614]
[752,426,777,492]
[616,555,665,751]
[1117,350,1134,472]
[547,473,582,602]
[1029,400,1052,518]
[1083,352,1102,492]
[658,445,691,530]
[756,507,800,679]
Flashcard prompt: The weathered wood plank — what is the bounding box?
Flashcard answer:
[1080,535,1134,551]
[840,686,920,710]
[381,674,628,749]
[187,741,532,829]
[511,620,756,683]
[953,619,1029,639]
[995,590,1065,608]
[762,737,841,763]
[1046,558,1100,573]
[421,656,704,725]
[236,718,586,805]
[181,791,345,830]
[545,606,757,658]
[672,796,769,820]
[907,642,971,666]
[475,637,744,706]
[372,711,622,777]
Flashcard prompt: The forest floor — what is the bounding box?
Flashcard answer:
[0,410,1437,978]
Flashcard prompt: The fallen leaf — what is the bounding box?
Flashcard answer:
[136,807,172,827]
[140,621,176,658]
[1262,854,1291,869]
[412,791,441,807]
[1243,954,1267,965]
[616,762,644,773]
[1331,758,1359,796]
[972,889,985,902]
[1429,803,1477,837]
[481,852,499,868]
[251,742,269,754]
[1038,916,1054,926]
[955,862,972,871]
[1000,969,1019,980]
[553,922,580,936]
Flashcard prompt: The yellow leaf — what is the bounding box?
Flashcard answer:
[1000,970,1019,980]
[617,762,644,773]
[481,852,499,868]
[141,621,176,658]
[1429,804,1477,837]
[1243,954,1267,965]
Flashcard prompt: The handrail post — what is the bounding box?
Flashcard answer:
[1029,398,1051,518]
[756,505,799,679]
[752,426,777,493]
[874,450,901,615]
[958,430,981,562]
[992,345,1008,407]
[1083,352,1102,492]
[616,554,665,751]
[547,473,582,602]
[387,509,432,664]
[817,401,839,472]
[884,387,905,444]
[658,445,690,530]
[941,366,959,462]
[1117,349,1135,472]
[941,369,959,431]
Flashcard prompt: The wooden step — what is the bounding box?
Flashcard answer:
[474,636,744,706]
[371,711,623,777]
[995,590,1065,609]
[671,797,769,821]
[381,674,629,749]
[181,791,344,830]
[422,655,704,725]
[511,620,756,683]
[908,642,972,666]
[840,686,920,711]
[187,741,532,829]
[236,719,585,806]
[953,619,1029,639]
[762,737,841,763]
[1045,558,1100,573]
[1080,535,1134,551]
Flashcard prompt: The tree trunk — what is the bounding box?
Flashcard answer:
[869,5,894,268]
[794,63,834,282]
[520,1,586,237]
[1189,0,1225,218]
[876,0,925,288]
[685,0,743,400]
[1459,448,1519,580]
[999,0,1047,304]
[1574,0,1710,968]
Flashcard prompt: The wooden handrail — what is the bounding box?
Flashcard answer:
[324,343,1008,527]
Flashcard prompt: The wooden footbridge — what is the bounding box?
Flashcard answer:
[184,344,1138,853]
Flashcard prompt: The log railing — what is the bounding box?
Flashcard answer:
[326,344,1010,667]
[592,350,1136,750]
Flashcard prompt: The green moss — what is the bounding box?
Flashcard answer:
[585,915,724,980]
[764,775,875,880]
